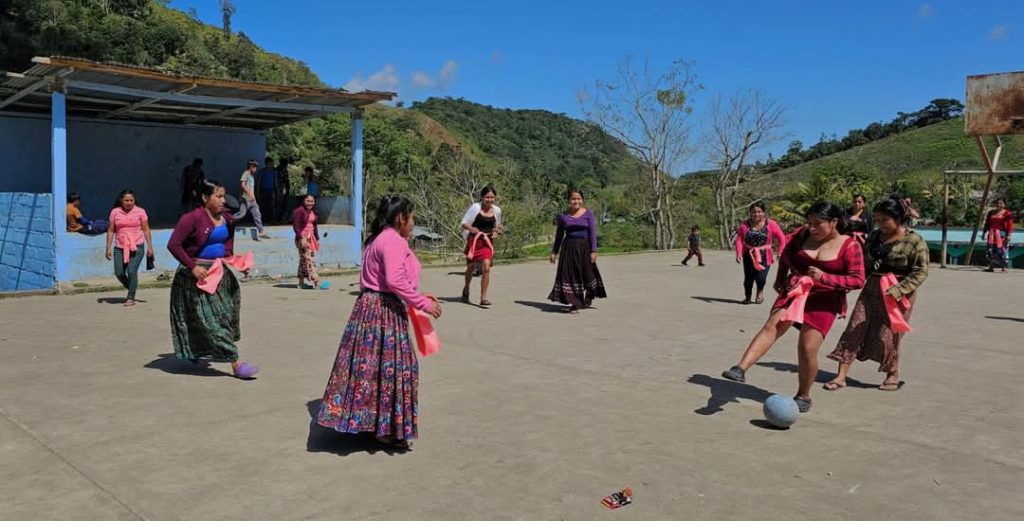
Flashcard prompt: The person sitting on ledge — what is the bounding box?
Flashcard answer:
[66,192,108,235]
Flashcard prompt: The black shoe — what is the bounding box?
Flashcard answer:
[794,396,812,413]
[722,365,746,383]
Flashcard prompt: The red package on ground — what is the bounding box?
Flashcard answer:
[600,487,633,510]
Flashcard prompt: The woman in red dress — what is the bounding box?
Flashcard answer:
[983,198,1014,272]
[722,202,865,412]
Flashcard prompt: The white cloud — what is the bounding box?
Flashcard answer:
[917,3,933,18]
[409,60,460,91]
[344,65,400,92]
[989,24,1009,41]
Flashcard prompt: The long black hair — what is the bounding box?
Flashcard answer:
[365,196,415,246]
[805,201,849,234]
[480,185,497,198]
[112,189,136,209]
[873,195,910,224]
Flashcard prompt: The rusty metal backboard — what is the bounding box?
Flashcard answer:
[965,71,1024,135]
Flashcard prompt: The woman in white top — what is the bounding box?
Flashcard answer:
[460,186,503,306]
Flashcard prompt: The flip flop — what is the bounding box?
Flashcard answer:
[823,380,846,391]
[879,380,905,391]
[480,299,492,306]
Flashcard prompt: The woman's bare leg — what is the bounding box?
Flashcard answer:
[736,309,791,371]
[796,327,826,399]
[480,260,492,302]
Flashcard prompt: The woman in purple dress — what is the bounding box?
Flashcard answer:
[548,189,607,313]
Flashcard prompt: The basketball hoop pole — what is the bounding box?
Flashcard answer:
[964,136,1002,265]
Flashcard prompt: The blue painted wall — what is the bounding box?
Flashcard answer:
[58,224,361,282]
[0,193,55,291]
[0,113,265,227]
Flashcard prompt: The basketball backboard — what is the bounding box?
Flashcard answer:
[965,71,1024,135]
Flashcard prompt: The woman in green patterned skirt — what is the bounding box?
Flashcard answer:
[167,180,259,379]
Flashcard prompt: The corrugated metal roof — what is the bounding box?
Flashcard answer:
[0,56,396,130]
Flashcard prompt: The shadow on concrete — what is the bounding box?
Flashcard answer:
[514,300,567,313]
[754,361,876,389]
[143,353,229,378]
[749,419,789,431]
[96,297,148,304]
[985,315,1024,323]
[439,296,486,309]
[687,374,771,415]
[691,296,746,305]
[305,399,407,456]
[273,283,300,289]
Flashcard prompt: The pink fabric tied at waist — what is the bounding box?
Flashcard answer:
[748,245,770,271]
[466,232,493,261]
[407,305,441,357]
[306,233,320,253]
[879,273,912,333]
[197,252,255,294]
[778,276,815,324]
[116,233,141,264]
[987,230,1006,248]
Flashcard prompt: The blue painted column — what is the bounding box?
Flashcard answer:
[51,89,69,285]
[351,111,365,250]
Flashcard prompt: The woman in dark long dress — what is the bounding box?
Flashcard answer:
[548,189,606,314]
[826,196,928,391]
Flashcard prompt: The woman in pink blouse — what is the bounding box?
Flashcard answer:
[734,202,786,304]
[104,190,154,306]
[316,196,442,451]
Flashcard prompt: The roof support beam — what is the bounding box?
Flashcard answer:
[0,77,48,109]
[66,80,353,114]
[101,84,197,119]
[183,105,255,124]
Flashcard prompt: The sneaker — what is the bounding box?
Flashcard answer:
[794,395,812,413]
[722,365,746,383]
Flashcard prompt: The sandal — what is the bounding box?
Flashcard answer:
[794,395,813,413]
[879,380,905,391]
[823,380,846,391]
[480,299,492,306]
[741,298,752,305]
[755,295,765,305]
[721,365,746,383]
[123,299,136,307]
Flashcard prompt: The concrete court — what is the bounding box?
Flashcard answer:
[0,250,1020,521]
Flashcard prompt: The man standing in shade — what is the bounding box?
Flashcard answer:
[258,157,279,221]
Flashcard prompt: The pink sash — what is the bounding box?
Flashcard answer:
[466,232,493,261]
[196,252,255,294]
[879,273,912,333]
[407,306,441,357]
[307,233,320,253]
[116,234,139,264]
[987,230,1005,248]
[748,245,770,271]
[778,276,815,324]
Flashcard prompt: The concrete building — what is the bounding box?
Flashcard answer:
[0,56,394,291]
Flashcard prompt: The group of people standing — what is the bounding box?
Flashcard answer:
[722,195,930,413]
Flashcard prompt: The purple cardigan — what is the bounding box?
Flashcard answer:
[292,206,320,239]
[167,208,235,270]
[552,209,598,253]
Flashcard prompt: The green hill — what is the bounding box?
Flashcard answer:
[683,118,1024,229]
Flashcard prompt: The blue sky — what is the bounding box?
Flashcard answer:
[173,0,1022,169]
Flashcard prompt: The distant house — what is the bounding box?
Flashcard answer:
[412,226,443,251]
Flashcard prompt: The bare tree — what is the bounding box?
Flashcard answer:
[705,89,786,247]
[220,0,235,37]
[580,57,700,249]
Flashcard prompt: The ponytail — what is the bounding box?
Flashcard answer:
[364,196,415,246]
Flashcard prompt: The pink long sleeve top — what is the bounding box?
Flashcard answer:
[360,227,432,312]
[735,218,787,265]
